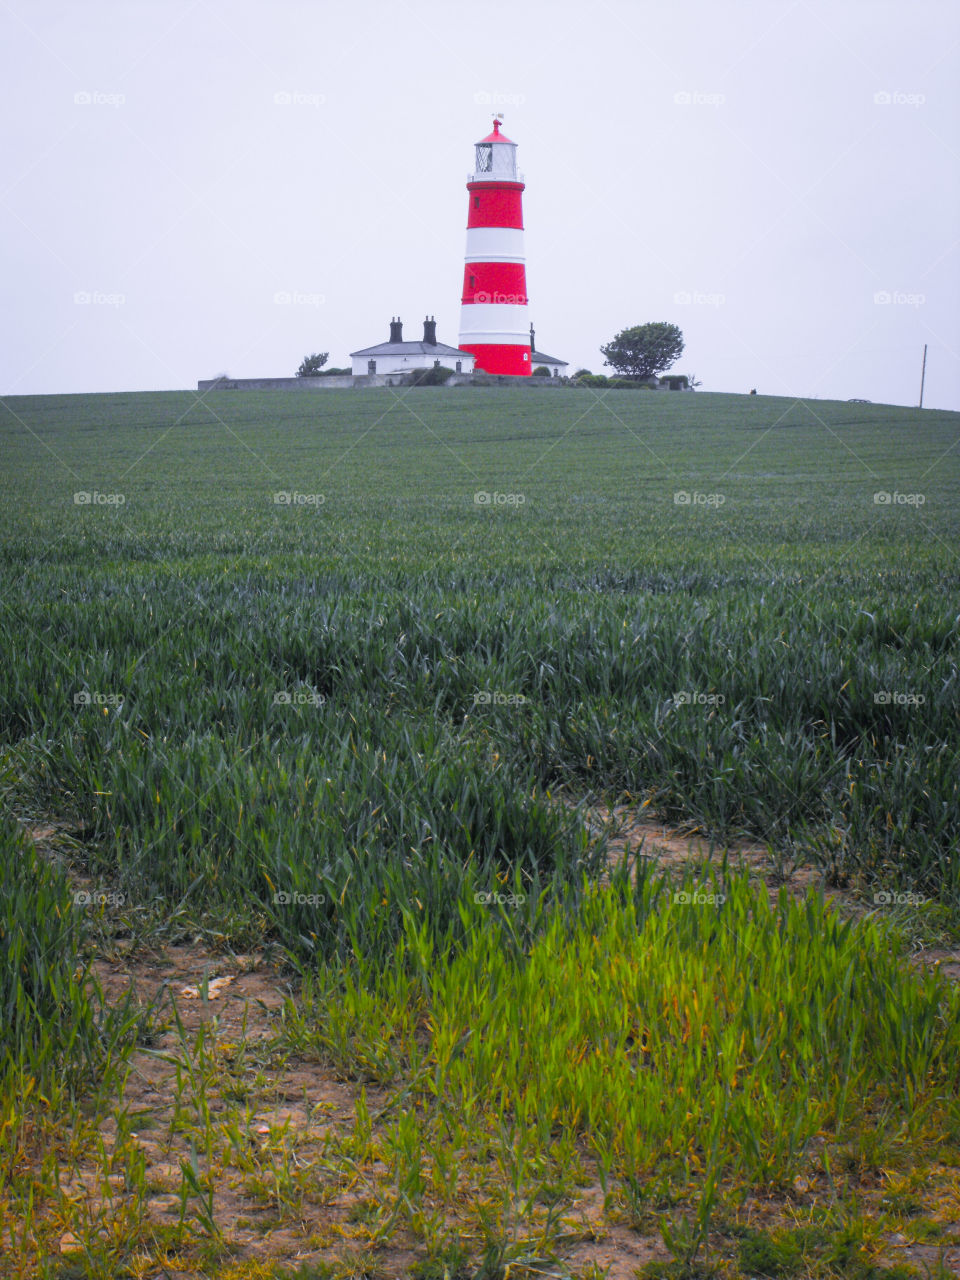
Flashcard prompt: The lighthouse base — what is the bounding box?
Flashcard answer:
[459,343,532,376]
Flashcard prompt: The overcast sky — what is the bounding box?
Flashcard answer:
[1,0,958,408]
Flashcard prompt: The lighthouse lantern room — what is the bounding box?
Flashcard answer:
[458,118,532,376]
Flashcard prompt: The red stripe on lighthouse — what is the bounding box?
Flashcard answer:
[466,182,525,229]
[462,262,528,304]
[458,343,531,376]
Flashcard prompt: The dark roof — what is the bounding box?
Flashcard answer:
[350,340,469,359]
[531,349,568,366]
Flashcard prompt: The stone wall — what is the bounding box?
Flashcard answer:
[196,374,408,392]
[197,373,569,392]
[446,372,565,388]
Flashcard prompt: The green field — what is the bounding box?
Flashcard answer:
[2,387,960,1278]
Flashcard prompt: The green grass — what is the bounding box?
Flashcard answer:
[1,385,959,1276]
[0,816,144,1103]
[287,862,960,1167]
[2,388,958,922]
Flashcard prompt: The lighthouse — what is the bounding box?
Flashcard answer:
[458,118,532,376]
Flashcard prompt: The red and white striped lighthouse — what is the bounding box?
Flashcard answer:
[458,118,531,376]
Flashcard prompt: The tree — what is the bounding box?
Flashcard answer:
[296,352,328,377]
[600,323,684,380]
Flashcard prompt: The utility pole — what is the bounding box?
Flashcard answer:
[919,343,928,408]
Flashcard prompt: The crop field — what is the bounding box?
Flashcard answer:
[1,386,959,1279]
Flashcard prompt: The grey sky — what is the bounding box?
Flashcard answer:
[2,0,958,408]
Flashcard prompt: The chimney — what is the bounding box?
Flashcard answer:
[423,315,437,345]
[389,316,403,343]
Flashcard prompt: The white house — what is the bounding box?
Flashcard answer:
[350,317,476,377]
[529,323,569,377]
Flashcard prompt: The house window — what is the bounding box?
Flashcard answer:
[367,360,376,374]
[455,360,462,373]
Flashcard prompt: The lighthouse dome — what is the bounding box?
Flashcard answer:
[472,117,521,182]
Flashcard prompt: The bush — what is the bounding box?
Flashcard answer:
[532,366,551,377]
[405,365,455,387]
[573,372,659,390]
[608,376,658,391]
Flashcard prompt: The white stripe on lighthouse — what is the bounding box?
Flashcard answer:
[463,226,526,263]
[458,303,530,343]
